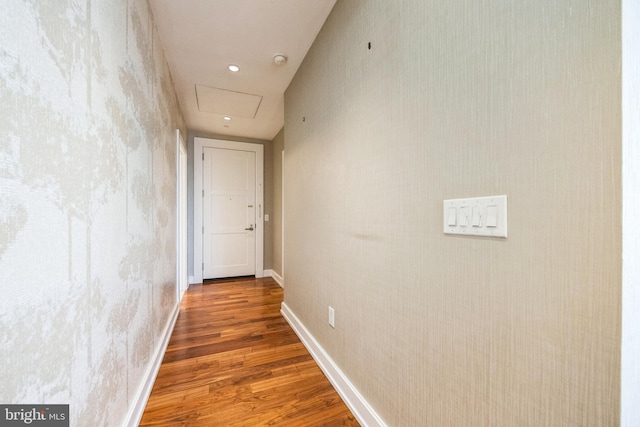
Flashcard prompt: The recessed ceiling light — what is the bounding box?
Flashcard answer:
[223,116,231,121]
[227,64,239,72]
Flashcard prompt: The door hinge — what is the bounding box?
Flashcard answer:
[202,262,204,270]
[202,153,204,161]
[202,226,204,234]
[202,189,204,197]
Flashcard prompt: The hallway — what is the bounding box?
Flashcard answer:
[140,278,359,426]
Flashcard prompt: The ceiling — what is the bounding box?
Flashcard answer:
[149,0,337,141]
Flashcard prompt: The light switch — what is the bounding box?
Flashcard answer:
[447,207,457,226]
[458,206,469,227]
[471,207,481,227]
[264,214,270,221]
[443,195,507,238]
[486,205,498,227]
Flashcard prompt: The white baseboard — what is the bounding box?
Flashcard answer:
[123,304,180,427]
[280,303,386,427]
[264,269,284,288]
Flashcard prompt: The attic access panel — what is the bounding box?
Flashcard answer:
[195,85,263,119]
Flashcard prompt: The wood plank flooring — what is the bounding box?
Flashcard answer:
[140,277,360,426]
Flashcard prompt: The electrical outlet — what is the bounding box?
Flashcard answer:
[328,306,335,328]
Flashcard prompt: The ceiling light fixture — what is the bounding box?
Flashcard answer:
[273,54,287,66]
[223,116,231,121]
[227,64,239,72]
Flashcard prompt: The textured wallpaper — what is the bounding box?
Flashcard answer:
[271,128,284,278]
[0,0,184,425]
[284,0,622,425]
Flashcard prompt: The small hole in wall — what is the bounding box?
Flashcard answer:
[368,42,371,50]
[302,117,306,122]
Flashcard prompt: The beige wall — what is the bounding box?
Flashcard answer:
[271,128,284,278]
[0,0,184,424]
[264,137,274,270]
[284,1,621,425]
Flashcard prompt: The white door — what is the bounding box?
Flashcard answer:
[203,147,256,279]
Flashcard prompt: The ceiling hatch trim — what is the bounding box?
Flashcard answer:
[195,85,263,119]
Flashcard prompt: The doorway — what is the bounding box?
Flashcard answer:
[194,137,264,283]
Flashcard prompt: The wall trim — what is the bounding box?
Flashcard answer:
[124,303,180,427]
[265,269,284,288]
[280,302,386,427]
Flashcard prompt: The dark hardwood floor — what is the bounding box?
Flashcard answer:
[140,277,360,426]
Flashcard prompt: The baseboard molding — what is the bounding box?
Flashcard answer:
[123,303,180,427]
[280,302,386,427]
[264,269,284,288]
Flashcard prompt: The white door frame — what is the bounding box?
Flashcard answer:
[194,137,264,283]
[176,129,189,301]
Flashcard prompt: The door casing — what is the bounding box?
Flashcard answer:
[194,137,264,283]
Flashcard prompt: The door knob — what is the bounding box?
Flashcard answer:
[244,225,254,231]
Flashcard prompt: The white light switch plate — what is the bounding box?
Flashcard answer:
[443,195,507,238]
